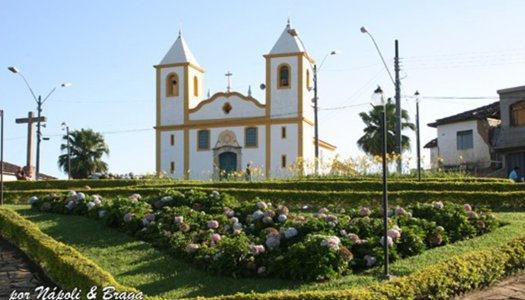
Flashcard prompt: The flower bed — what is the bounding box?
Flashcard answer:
[29,190,502,281]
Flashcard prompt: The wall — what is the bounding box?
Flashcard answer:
[270,123,298,177]
[159,66,185,126]
[160,130,184,179]
[189,93,265,121]
[269,57,299,119]
[436,120,492,168]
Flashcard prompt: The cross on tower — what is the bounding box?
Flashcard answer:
[225,71,233,93]
[15,112,47,178]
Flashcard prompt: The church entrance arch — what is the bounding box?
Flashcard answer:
[213,130,242,180]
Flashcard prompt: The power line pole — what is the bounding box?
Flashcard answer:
[394,40,402,173]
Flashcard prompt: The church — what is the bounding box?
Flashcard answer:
[154,21,337,180]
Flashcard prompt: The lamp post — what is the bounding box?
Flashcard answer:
[61,122,72,180]
[372,85,390,280]
[313,50,340,174]
[8,66,71,180]
[361,27,402,174]
[415,91,422,181]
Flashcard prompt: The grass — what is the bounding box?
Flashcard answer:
[8,205,525,299]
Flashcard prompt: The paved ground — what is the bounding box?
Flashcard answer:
[0,237,55,299]
[459,272,525,300]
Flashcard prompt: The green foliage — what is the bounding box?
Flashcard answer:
[357,99,415,156]
[58,128,110,179]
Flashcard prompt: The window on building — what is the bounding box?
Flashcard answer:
[170,161,175,174]
[278,64,290,88]
[194,76,199,97]
[306,69,311,90]
[457,130,474,150]
[281,126,287,139]
[245,127,258,148]
[166,73,179,97]
[281,155,287,168]
[197,130,210,150]
[511,101,525,127]
[170,134,175,146]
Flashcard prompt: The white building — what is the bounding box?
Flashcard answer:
[424,102,500,172]
[155,22,337,180]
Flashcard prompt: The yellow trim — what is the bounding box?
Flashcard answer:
[317,139,337,151]
[155,68,161,174]
[298,56,304,160]
[277,63,292,89]
[196,129,211,151]
[156,117,312,131]
[166,73,179,97]
[154,62,206,74]
[188,91,265,113]
[266,123,271,178]
[244,127,258,148]
[184,128,189,179]
[264,52,316,64]
[184,66,189,123]
[303,118,314,127]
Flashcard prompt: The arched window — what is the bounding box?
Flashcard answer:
[306,69,311,90]
[193,76,199,97]
[278,64,290,88]
[166,73,179,97]
[511,101,525,127]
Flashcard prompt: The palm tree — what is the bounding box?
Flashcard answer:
[58,129,110,179]
[357,99,415,156]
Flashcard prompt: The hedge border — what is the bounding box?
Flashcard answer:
[0,207,160,300]
[187,236,525,300]
[5,187,525,209]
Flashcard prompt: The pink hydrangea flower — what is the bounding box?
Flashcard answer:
[256,201,268,209]
[387,229,401,239]
[224,208,235,217]
[207,220,219,229]
[123,213,133,223]
[320,236,341,250]
[464,203,472,211]
[211,233,222,242]
[360,207,371,216]
[265,234,280,249]
[233,229,242,235]
[230,217,239,224]
[380,236,394,247]
[174,216,184,223]
[257,266,266,275]
[364,255,377,267]
[434,201,444,209]
[145,213,155,222]
[395,207,408,216]
[249,244,266,255]
[185,243,199,254]
[318,207,329,214]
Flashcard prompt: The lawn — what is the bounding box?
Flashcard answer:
[8,205,525,299]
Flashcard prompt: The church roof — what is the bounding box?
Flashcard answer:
[269,20,307,55]
[159,31,200,66]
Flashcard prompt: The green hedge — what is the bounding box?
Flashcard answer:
[0,207,159,300]
[188,237,525,300]
[4,187,525,209]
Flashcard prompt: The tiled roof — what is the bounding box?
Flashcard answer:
[428,101,500,128]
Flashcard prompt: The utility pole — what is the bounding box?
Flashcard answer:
[394,40,402,173]
[1,110,4,205]
[313,64,320,175]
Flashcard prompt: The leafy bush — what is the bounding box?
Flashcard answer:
[29,190,502,282]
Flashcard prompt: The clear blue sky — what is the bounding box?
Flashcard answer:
[2,1,525,178]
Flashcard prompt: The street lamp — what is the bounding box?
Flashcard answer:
[313,50,340,174]
[372,85,390,280]
[8,66,71,180]
[61,122,72,180]
[361,26,402,174]
[0,110,4,205]
[415,91,422,181]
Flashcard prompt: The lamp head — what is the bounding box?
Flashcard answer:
[61,83,72,88]
[372,85,385,107]
[360,26,368,34]
[414,90,421,103]
[8,66,19,74]
[330,50,341,55]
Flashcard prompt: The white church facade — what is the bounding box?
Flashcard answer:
[155,22,337,180]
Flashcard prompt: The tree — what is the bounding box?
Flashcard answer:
[58,128,110,179]
[357,99,415,156]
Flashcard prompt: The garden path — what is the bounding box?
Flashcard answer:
[459,272,525,300]
[0,237,56,299]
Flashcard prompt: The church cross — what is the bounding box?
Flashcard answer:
[15,111,47,174]
[225,71,233,93]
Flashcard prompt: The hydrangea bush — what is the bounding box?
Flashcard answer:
[29,191,501,281]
